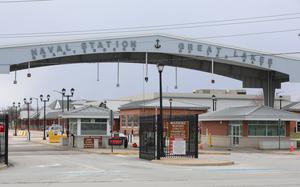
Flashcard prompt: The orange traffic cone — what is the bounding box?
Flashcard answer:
[290,142,294,153]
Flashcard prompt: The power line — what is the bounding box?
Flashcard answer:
[198,28,300,39]
[0,13,300,38]
[0,0,52,3]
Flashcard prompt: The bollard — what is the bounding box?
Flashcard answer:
[290,142,294,153]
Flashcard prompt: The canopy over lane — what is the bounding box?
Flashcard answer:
[1,33,300,106]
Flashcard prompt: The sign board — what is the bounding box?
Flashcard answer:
[108,137,123,146]
[173,139,186,155]
[0,123,4,133]
[84,137,94,149]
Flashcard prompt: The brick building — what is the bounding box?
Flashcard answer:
[119,97,209,135]
[198,105,300,149]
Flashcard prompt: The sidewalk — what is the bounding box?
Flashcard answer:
[152,158,234,166]
[200,146,300,155]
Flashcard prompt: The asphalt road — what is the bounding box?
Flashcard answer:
[1,132,300,187]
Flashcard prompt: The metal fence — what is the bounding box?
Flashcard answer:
[139,114,198,160]
[163,115,198,158]
[0,114,8,165]
[139,115,156,160]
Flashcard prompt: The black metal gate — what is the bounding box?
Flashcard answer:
[163,115,198,158]
[139,114,198,160]
[0,114,8,165]
[139,115,156,160]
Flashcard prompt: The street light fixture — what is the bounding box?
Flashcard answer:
[62,88,75,137]
[157,64,164,160]
[24,97,32,141]
[40,94,50,140]
[12,102,21,136]
[212,95,217,111]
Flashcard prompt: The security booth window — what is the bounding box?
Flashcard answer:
[248,121,285,136]
[81,118,107,135]
[69,119,77,135]
[297,122,300,133]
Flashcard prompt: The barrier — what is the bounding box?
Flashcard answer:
[49,131,67,143]
[18,130,28,136]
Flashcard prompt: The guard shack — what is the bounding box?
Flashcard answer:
[60,105,112,149]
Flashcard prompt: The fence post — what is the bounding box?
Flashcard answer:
[4,114,9,165]
[195,115,199,159]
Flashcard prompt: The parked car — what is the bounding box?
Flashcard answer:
[46,124,62,137]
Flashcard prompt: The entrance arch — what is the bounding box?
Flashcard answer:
[1,34,300,106]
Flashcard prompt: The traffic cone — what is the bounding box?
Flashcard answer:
[290,142,294,153]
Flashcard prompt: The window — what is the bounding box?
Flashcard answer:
[80,118,107,135]
[248,121,285,136]
[127,115,139,127]
[121,115,127,127]
[297,122,300,133]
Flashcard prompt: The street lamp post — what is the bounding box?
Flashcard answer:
[12,102,21,136]
[24,98,32,141]
[62,88,75,137]
[169,98,173,121]
[279,95,283,109]
[212,95,217,111]
[157,64,164,160]
[40,94,50,140]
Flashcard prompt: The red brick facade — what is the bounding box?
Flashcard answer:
[200,120,296,137]
[120,108,207,135]
[200,121,229,135]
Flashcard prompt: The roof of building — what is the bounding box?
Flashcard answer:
[198,105,300,121]
[282,102,300,112]
[119,97,209,110]
[60,105,111,119]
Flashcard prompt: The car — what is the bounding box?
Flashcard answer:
[46,124,62,137]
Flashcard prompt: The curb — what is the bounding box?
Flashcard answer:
[0,164,8,170]
[151,159,234,166]
[199,151,231,155]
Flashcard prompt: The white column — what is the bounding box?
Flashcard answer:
[77,118,81,135]
[106,119,110,136]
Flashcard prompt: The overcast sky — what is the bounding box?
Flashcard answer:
[0,0,300,108]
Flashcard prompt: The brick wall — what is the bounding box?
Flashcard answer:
[120,108,207,135]
[200,121,229,136]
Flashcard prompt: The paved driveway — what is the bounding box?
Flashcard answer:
[1,133,300,187]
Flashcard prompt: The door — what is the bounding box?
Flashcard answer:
[231,125,240,146]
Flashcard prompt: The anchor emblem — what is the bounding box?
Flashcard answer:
[154,39,161,49]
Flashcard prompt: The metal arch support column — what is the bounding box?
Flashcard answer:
[263,71,276,107]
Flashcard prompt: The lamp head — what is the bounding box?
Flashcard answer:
[157,64,164,72]
[47,94,50,101]
[23,98,26,103]
[62,88,66,96]
[40,94,43,101]
[212,95,216,100]
[70,88,75,96]
[169,98,173,103]
[18,102,21,108]
[13,102,15,106]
